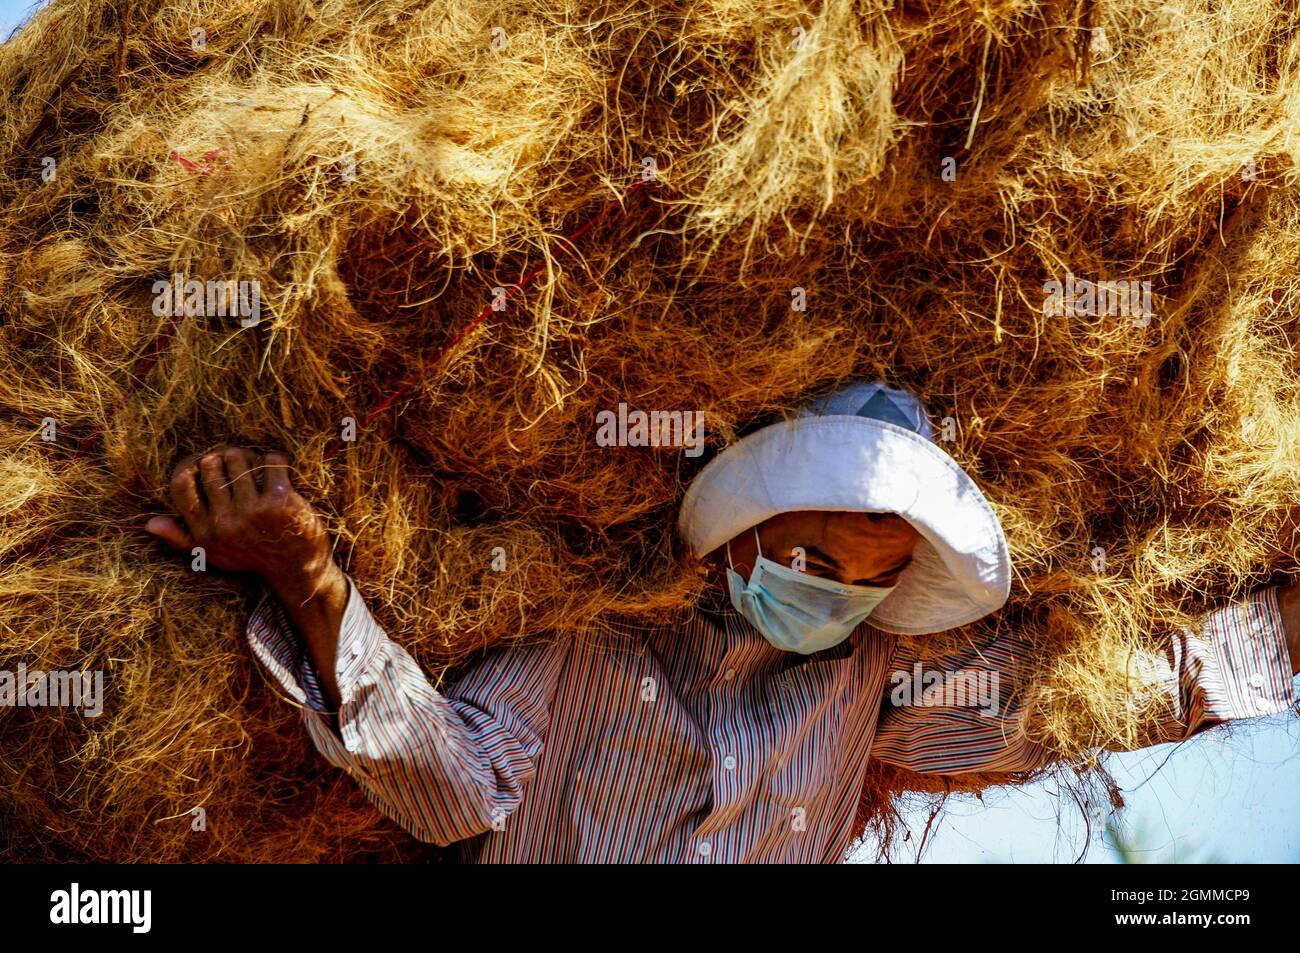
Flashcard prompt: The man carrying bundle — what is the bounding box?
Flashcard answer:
[144,380,1300,862]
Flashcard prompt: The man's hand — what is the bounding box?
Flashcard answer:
[145,447,337,601]
[146,446,348,710]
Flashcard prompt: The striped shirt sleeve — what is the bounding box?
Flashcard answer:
[871,585,1296,775]
[246,574,569,846]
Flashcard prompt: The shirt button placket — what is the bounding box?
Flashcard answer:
[1248,671,1271,712]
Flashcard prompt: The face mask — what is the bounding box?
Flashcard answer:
[725,527,896,655]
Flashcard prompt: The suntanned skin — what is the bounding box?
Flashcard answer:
[145,446,349,713]
[702,510,921,589]
[146,446,1300,718]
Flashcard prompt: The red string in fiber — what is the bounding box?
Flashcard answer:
[322,177,653,462]
[72,308,188,460]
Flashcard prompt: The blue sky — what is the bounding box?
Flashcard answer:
[0,0,41,38]
[3,0,1298,864]
[853,705,1300,863]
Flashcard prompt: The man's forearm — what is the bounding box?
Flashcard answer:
[1278,581,1300,676]
[270,562,349,711]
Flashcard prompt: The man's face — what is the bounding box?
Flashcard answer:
[707,511,921,587]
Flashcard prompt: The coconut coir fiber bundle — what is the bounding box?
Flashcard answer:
[1,0,1299,862]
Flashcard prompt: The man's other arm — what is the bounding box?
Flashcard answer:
[871,584,1298,776]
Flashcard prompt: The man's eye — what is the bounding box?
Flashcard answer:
[860,574,900,587]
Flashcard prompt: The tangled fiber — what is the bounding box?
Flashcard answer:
[2,0,1300,862]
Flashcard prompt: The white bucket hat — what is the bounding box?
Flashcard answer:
[677,380,1011,635]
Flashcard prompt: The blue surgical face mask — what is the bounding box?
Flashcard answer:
[725,526,896,654]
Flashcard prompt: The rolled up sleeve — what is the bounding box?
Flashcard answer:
[1164,584,1295,731]
[870,586,1297,776]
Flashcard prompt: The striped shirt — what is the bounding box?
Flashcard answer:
[246,579,1295,862]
